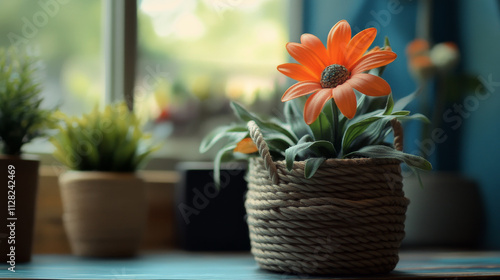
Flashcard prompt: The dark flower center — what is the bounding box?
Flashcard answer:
[320,64,350,88]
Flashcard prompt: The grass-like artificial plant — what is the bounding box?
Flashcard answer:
[51,102,158,172]
[0,48,53,155]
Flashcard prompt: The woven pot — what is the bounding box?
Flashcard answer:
[245,120,409,275]
[59,171,147,258]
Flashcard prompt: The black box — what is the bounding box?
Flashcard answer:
[175,162,250,251]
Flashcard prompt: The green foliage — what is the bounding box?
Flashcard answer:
[0,48,54,155]
[201,90,431,181]
[51,103,158,172]
[201,39,432,180]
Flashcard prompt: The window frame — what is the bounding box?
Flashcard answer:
[104,0,137,109]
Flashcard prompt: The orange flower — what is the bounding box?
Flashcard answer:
[406,38,430,57]
[234,138,258,154]
[278,20,397,124]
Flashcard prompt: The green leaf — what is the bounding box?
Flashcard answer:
[376,37,392,77]
[355,94,367,115]
[285,141,336,171]
[264,132,294,154]
[349,119,392,150]
[397,113,430,123]
[199,125,248,153]
[133,144,160,170]
[297,134,314,144]
[342,110,431,156]
[346,145,432,171]
[384,36,391,48]
[231,101,297,142]
[349,108,385,125]
[351,94,388,118]
[394,90,419,111]
[304,157,326,179]
[294,134,314,159]
[309,112,334,142]
[342,116,387,156]
[214,144,237,187]
[284,97,312,140]
[391,110,410,116]
[383,94,394,115]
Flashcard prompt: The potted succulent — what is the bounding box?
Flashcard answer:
[51,102,157,258]
[0,48,53,263]
[201,20,431,275]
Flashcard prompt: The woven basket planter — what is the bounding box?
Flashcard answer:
[245,120,409,275]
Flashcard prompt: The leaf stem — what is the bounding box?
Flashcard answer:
[331,99,340,156]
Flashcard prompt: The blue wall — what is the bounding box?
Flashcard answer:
[302,0,500,249]
[459,0,500,249]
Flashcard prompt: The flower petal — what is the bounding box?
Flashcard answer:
[332,83,357,119]
[277,63,319,81]
[300,33,329,66]
[327,20,351,65]
[304,88,332,125]
[350,50,397,75]
[344,27,377,67]
[281,81,322,102]
[286,43,326,76]
[347,73,391,96]
[234,138,258,154]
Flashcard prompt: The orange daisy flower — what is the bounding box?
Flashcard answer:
[278,20,397,124]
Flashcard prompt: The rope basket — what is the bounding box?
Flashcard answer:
[245,120,409,275]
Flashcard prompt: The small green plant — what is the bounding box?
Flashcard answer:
[0,48,53,155]
[51,102,158,172]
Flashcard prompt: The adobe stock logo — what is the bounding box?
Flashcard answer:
[7,0,71,49]
[352,0,407,34]
[413,74,499,158]
[210,0,243,18]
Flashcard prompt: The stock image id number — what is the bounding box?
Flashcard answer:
[8,165,15,216]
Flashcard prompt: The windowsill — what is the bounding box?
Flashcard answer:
[5,250,500,279]
[23,136,212,171]
[38,165,180,183]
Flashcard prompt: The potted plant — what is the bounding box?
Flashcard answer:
[201,20,431,275]
[0,48,53,264]
[51,102,157,258]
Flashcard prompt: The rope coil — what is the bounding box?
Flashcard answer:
[245,119,409,275]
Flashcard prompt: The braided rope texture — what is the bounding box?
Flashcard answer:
[247,121,280,184]
[246,157,409,275]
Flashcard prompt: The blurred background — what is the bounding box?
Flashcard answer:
[0,0,499,251]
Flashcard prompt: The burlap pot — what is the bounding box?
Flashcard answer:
[59,171,146,258]
[245,120,409,275]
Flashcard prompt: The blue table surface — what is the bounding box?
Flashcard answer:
[1,251,500,279]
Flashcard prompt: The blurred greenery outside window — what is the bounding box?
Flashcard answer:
[0,0,103,154]
[0,0,288,166]
[135,0,289,162]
